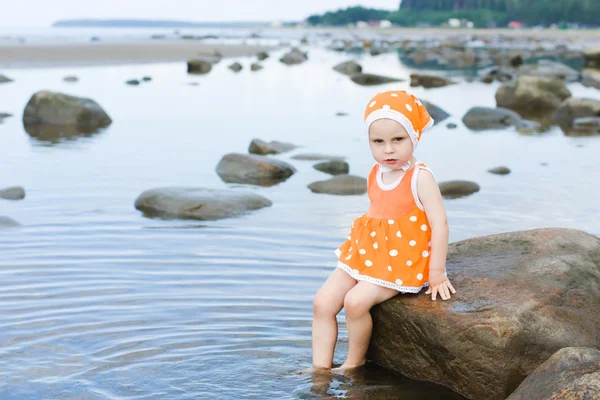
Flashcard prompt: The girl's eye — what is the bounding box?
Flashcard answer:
[394,137,404,142]
[373,139,383,144]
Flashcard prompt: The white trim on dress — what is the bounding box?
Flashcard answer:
[411,163,436,211]
[336,261,429,293]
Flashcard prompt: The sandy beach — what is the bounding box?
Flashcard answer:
[0,41,281,68]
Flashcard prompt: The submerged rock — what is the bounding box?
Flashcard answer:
[495,76,571,117]
[308,175,367,195]
[63,75,79,82]
[369,228,600,400]
[350,73,403,86]
[421,100,450,124]
[257,51,269,61]
[462,107,521,130]
[313,160,350,176]
[248,139,297,155]
[506,347,600,400]
[216,153,296,186]
[438,180,480,199]
[134,187,272,220]
[250,63,263,72]
[0,216,20,228]
[0,186,25,200]
[126,79,140,85]
[228,62,243,72]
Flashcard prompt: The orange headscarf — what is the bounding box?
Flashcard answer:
[364,90,434,151]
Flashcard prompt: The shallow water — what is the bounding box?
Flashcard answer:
[0,46,599,399]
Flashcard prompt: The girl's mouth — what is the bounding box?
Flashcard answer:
[384,159,397,164]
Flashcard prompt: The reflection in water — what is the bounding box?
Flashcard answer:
[299,365,467,399]
[23,123,108,145]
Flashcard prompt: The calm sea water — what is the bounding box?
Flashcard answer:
[0,44,599,399]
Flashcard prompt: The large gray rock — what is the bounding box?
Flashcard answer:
[0,186,25,200]
[22,91,112,130]
[583,46,600,68]
[350,73,403,86]
[279,48,308,65]
[134,187,272,221]
[216,153,296,186]
[333,61,362,76]
[410,74,456,89]
[308,175,367,195]
[507,347,600,400]
[495,76,571,117]
[438,180,480,199]
[553,97,600,136]
[369,228,600,400]
[462,107,521,130]
[186,59,212,74]
[248,139,297,155]
[0,216,20,228]
[518,60,580,82]
[313,160,349,176]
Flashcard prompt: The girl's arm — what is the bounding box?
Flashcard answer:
[417,170,455,300]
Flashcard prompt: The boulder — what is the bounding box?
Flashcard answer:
[228,62,243,72]
[248,139,297,155]
[134,187,272,220]
[279,48,308,65]
[333,61,362,76]
[0,216,20,228]
[0,186,25,200]
[313,160,349,176]
[553,97,600,136]
[369,228,600,400]
[187,59,212,74]
[488,166,511,175]
[582,68,600,89]
[495,76,571,117]
[438,180,480,199]
[462,107,521,130]
[410,74,456,89]
[507,347,600,400]
[583,46,600,68]
[308,175,367,195]
[291,153,345,161]
[22,91,112,131]
[350,73,403,86]
[216,153,296,186]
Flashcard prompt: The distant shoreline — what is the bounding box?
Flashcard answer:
[52,19,273,29]
[0,41,281,69]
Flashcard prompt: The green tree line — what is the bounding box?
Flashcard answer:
[306,1,600,27]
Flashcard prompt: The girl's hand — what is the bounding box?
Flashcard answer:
[425,270,456,301]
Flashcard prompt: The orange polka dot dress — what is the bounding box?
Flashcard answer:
[335,162,433,293]
[335,89,436,293]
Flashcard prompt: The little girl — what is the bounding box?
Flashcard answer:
[312,90,456,371]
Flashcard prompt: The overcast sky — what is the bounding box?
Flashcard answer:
[0,0,401,27]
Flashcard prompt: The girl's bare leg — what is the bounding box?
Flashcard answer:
[339,281,398,369]
[312,268,357,368]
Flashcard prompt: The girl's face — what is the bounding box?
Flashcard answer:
[368,119,414,169]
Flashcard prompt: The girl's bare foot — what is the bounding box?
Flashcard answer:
[297,366,331,376]
[331,362,365,373]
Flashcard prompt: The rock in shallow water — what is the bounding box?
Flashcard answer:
[333,60,362,76]
[350,73,403,86]
[488,166,511,175]
[134,187,272,220]
[248,139,297,155]
[308,175,367,195]
[438,180,480,199]
[216,153,296,186]
[506,347,600,400]
[553,97,600,136]
[368,228,600,400]
[313,160,349,176]
[291,153,345,161]
[0,216,20,228]
[462,107,521,131]
[495,76,571,117]
[0,186,25,200]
